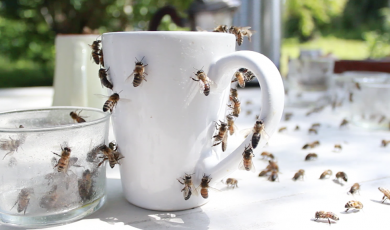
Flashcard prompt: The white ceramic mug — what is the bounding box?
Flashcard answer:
[102,31,284,211]
[52,34,106,108]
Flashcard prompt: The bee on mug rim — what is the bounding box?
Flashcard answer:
[213,25,229,33]
[191,68,213,96]
[348,183,360,195]
[345,200,363,212]
[239,145,255,173]
[69,110,87,123]
[228,96,241,117]
[229,26,254,46]
[212,120,228,152]
[98,68,113,90]
[314,211,339,225]
[292,169,305,181]
[305,153,318,161]
[319,169,332,179]
[11,187,34,215]
[177,173,198,200]
[335,171,348,182]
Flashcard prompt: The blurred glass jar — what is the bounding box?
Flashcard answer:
[0,107,110,227]
[285,57,335,107]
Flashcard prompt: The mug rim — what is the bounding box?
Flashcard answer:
[102,31,236,38]
[0,106,110,133]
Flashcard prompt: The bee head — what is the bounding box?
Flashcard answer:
[63,147,71,153]
[255,120,263,125]
[196,70,204,75]
[238,68,247,73]
[135,61,144,66]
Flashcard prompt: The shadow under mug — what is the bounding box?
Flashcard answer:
[102,31,284,211]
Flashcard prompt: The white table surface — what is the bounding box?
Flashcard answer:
[1,87,390,230]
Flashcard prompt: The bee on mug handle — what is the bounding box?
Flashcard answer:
[69,110,87,123]
[11,187,34,215]
[229,88,238,103]
[177,173,198,200]
[250,118,269,149]
[190,68,213,96]
[239,145,255,173]
[126,57,148,87]
[212,120,228,152]
[232,68,246,88]
[228,96,241,117]
[226,114,237,136]
[229,26,255,46]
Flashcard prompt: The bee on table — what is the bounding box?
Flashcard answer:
[127,57,148,87]
[381,140,390,147]
[294,125,300,131]
[260,151,274,160]
[239,145,255,172]
[284,112,293,121]
[98,142,124,168]
[191,69,213,96]
[335,171,348,182]
[267,160,279,172]
[213,25,229,33]
[52,145,80,174]
[69,110,86,123]
[98,68,113,90]
[378,187,390,203]
[103,93,120,113]
[224,178,238,189]
[378,115,386,124]
[226,114,236,136]
[268,170,279,182]
[232,68,246,88]
[319,170,332,179]
[228,96,241,117]
[78,169,94,202]
[348,183,360,195]
[177,173,198,200]
[305,153,317,161]
[251,119,268,149]
[333,144,342,152]
[302,140,320,149]
[278,127,287,133]
[355,82,361,90]
[292,169,305,181]
[345,200,363,212]
[308,128,318,134]
[11,188,34,215]
[311,123,321,128]
[213,120,228,152]
[314,211,339,225]
[340,119,349,128]
[89,39,101,65]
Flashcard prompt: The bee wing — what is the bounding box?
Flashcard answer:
[198,81,206,94]
[249,161,256,173]
[196,26,208,32]
[240,128,252,138]
[208,186,221,192]
[191,184,199,196]
[94,94,109,99]
[260,129,270,144]
[126,72,135,82]
[68,157,79,167]
[51,157,57,168]
[183,186,191,199]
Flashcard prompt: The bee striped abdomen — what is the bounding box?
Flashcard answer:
[133,73,143,87]
[237,32,243,46]
[201,188,208,199]
[92,51,100,65]
[57,158,70,173]
[103,101,113,112]
[101,77,113,90]
[252,133,260,148]
[204,82,210,96]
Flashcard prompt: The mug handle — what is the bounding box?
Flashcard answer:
[200,51,285,182]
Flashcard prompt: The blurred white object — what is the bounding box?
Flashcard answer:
[52,35,106,108]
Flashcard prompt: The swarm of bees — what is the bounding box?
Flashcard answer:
[213,25,254,46]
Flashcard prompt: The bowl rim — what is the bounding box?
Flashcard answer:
[0,106,110,133]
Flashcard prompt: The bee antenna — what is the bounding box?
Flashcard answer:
[135,57,139,62]
[140,56,145,62]
[200,66,204,71]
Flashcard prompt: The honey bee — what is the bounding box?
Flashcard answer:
[314,211,339,225]
[213,120,228,152]
[308,128,318,134]
[340,119,349,128]
[177,173,198,200]
[268,170,279,182]
[11,188,34,214]
[349,92,353,102]
[78,169,94,201]
[197,174,219,199]
[267,160,279,172]
[355,82,361,90]
[126,57,148,87]
[98,68,113,90]
[98,143,124,168]
[294,125,300,131]
[229,88,238,102]
[99,49,104,67]
[334,144,342,151]
[348,183,360,195]
[39,185,60,210]
[229,26,254,46]
[292,169,305,181]
[213,25,229,33]
[232,68,246,88]
[378,187,390,203]
[239,145,255,172]
[69,110,86,123]
[52,145,79,174]
[345,200,363,212]
[251,119,268,149]
[319,170,332,179]
[305,153,318,161]
[191,69,213,96]
[278,127,287,133]
[284,112,293,121]
[335,171,348,182]
[228,96,241,117]
[302,140,320,149]
[1,136,23,160]
[381,140,390,147]
[260,151,274,160]
[258,170,269,177]
[244,70,255,82]
[311,123,321,128]
[226,114,236,135]
[103,93,120,113]
[225,178,238,188]
[89,39,101,65]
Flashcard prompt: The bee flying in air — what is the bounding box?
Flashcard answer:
[305,153,318,161]
[260,151,274,160]
[213,120,228,152]
[213,25,229,33]
[191,69,213,96]
[177,173,198,200]
[229,26,254,46]
[69,110,86,123]
[127,57,148,87]
[103,93,120,113]
[335,171,348,182]
[348,183,360,195]
[319,170,332,179]
[345,200,363,212]
[89,39,101,65]
[379,187,390,203]
[314,211,339,225]
[239,145,255,172]
[302,140,320,149]
[292,169,305,181]
[78,169,94,201]
[98,68,113,90]
[228,96,241,117]
[11,188,34,214]
[226,114,237,135]
[98,142,124,168]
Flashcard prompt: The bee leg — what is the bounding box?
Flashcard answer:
[97,158,108,167]
[191,77,200,82]
[2,150,13,160]
[213,141,221,146]
[345,209,349,212]
[382,197,387,203]
[24,199,30,215]
[52,152,61,157]
[177,178,184,185]
[327,218,331,225]
[10,200,18,211]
